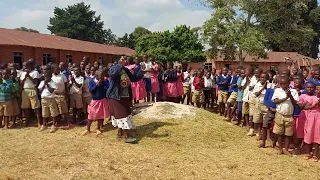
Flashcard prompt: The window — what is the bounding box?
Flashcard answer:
[225,64,231,69]
[270,66,278,72]
[251,64,259,69]
[66,54,72,63]
[99,56,105,65]
[43,54,52,65]
[204,63,212,70]
[13,52,23,67]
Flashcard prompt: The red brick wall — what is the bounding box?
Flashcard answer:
[0,45,116,66]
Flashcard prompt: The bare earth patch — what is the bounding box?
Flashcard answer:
[0,109,320,179]
[135,102,197,120]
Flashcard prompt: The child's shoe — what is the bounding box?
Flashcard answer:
[49,126,57,133]
[82,130,91,136]
[39,125,47,132]
[247,128,254,136]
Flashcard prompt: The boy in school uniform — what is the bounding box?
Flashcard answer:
[226,68,240,121]
[217,67,232,116]
[38,71,60,133]
[69,66,84,125]
[0,69,14,129]
[20,61,42,127]
[235,69,245,125]
[51,64,72,128]
[271,76,299,155]
[192,70,205,108]
[182,67,192,105]
[241,68,254,129]
[82,74,92,120]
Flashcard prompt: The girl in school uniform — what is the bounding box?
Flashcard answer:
[150,60,160,102]
[129,58,147,104]
[164,62,179,103]
[83,70,109,136]
[176,65,184,103]
[303,84,320,161]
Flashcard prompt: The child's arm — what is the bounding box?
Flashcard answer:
[38,81,46,94]
[72,77,83,88]
[89,80,98,93]
[287,90,297,106]
[26,72,39,85]
[46,82,55,94]
[254,83,267,97]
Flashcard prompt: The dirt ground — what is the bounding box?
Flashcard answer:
[0,104,320,180]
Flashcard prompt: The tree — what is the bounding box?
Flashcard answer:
[15,27,39,33]
[135,25,205,62]
[117,33,135,49]
[48,2,117,44]
[201,0,267,66]
[255,0,317,57]
[131,26,151,40]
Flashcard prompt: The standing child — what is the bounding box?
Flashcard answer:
[176,65,184,103]
[271,76,299,155]
[10,69,20,128]
[303,84,320,161]
[241,68,254,130]
[252,73,271,139]
[164,62,179,103]
[204,71,213,108]
[83,74,92,120]
[69,66,84,125]
[150,59,160,102]
[216,67,232,116]
[130,58,147,104]
[51,64,72,128]
[182,67,192,105]
[192,70,205,108]
[0,69,14,129]
[83,70,109,136]
[226,68,240,121]
[210,68,217,108]
[38,72,59,133]
[235,69,245,125]
[20,61,42,127]
[259,74,277,148]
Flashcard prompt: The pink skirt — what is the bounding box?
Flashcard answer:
[164,82,178,97]
[151,76,160,93]
[294,112,306,139]
[304,110,320,144]
[176,81,183,96]
[87,99,109,120]
[131,80,147,100]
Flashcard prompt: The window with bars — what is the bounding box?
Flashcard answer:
[13,52,23,67]
[99,56,105,65]
[66,54,72,63]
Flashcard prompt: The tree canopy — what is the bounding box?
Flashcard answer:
[117,26,151,49]
[48,2,117,45]
[15,27,39,33]
[135,25,205,62]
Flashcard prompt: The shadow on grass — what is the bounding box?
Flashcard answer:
[135,121,177,142]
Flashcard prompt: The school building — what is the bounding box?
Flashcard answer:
[0,28,135,67]
[187,52,320,72]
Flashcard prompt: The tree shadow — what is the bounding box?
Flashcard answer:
[134,121,177,142]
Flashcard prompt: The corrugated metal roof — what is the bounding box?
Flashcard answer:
[0,28,135,56]
[211,52,320,66]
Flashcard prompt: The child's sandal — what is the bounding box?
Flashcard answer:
[96,130,102,136]
[312,156,319,162]
[82,130,91,136]
[304,154,312,160]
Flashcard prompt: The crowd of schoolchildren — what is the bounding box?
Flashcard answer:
[1,55,320,156]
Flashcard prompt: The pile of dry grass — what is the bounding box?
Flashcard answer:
[0,109,319,179]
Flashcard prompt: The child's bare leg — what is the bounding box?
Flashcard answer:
[35,108,42,127]
[40,118,48,131]
[3,116,9,129]
[277,135,284,154]
[313,144,319,161]
[117,128,123,138]
[82,120,92,136]
[283,136,292,155]
[226,103,232,121]
[304,143,313,159]
[77,108,82,124]
[64,113,71,127]
[72,108,77,124]
[49,117,58,133]
[243,114,249,127]
[219,103,225,116]
[293,134,302,154]
[259,127,268,148]
[10,116,17,128]
[24,109,30,127]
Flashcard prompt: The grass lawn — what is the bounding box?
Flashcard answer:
[0,108,320,180]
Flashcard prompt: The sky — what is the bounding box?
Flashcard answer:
[0,0,212,37]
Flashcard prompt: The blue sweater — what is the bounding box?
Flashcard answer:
[89,79,109,100]
[217,75,231,91]
[164,69,178,83]
[229,75,239,92]
[263,88,276,109]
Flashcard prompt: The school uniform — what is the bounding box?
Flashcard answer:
[87,78,109,120]
[252,82,272,123]
[204,76,213,103]
[52,73,68,115]
[227,75,239,105]
[69,75,84,109]
[82,77,92,111]
[11,79,20,116]
[192,77,205,104]
[20,70,41,109]
[38,80,59,118]
[0,79,14,117]
[263,87,276,128]
[236,77,244,120]
[141,61,153,93]
[271,88,299,136]
[183,71,191,95]
[241,77,251,115]
[248,76,258,116]
[217,74,232,104]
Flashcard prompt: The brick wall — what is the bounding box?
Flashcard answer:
[0,45,117,66]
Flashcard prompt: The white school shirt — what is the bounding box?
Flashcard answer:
[183,71,191,87]
[69,75,84,94]
[51,73,67,93]
[38,80,57,98]
[204,77,214,89]
[20,70,40,89]
[141,61,153,78]
[271,88,299,116]
[82,77,91,98]
[248,76,258,103]
[190,76,195,92]
[252,82,272,103]
[241,77,250,102]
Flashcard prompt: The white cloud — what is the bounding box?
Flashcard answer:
[0,0,211,37]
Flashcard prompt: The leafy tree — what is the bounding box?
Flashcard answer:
[201,0,267,66]
[15,27,39,33]
[48,2,117,44]
[117,33,135,49]
[135,25,205,62]
[131,26,151,41]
